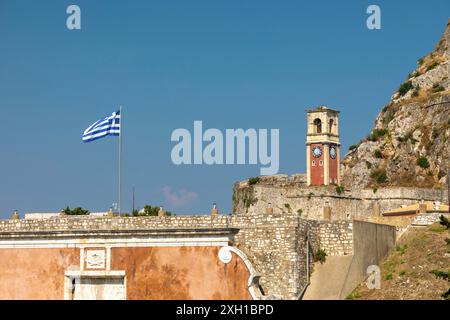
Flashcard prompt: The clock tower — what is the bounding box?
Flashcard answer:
[306,106,340,186]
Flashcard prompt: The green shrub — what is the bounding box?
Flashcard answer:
[346,292,361,300]
[432,84,445,93]
[365,161,372,169]
[369,129,388,141]
[399,270,407,276]
[426,62,439,71]
[416,157,430,169]
[429,222,447,233]
[63,206,89,215]
[430,216,450,299]
[248,177,261,185]
[371,169,388,184]
[430,270,450,299]
[377,173,388,184]
[349,144,358,151]
[385,273,393,280]
[335,185,345,195]
[314,249,327,264]
[374,149,383,159]
[297,209,303,215]
[439,215,450,230]
[396,244,408,255]
[398,81,413,96]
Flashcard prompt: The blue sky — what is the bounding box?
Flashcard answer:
[0,1,448,217]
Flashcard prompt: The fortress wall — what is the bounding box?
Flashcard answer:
[230,214,302,299]
[0,214,301,299]
[299,220,353,257]
[233,183,447,220]
[0,214,355,300]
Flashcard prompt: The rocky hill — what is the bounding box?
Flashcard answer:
[341,20,450,189]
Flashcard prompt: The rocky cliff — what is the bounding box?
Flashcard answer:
[341,20,450,189]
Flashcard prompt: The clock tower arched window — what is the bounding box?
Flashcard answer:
[313,118,322,134]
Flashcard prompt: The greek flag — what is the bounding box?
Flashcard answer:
[82,110,121,143]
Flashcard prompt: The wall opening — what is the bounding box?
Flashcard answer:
[313,118,322,134]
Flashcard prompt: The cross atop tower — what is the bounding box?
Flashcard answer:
[306,106,341,186]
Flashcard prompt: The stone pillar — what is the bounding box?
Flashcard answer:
[323,201,331,220]
[336,146,341,186]
[211,203,219,216]
[108,208,114,217]
[60,209,66,216]
[158,206,165,217]
[306,145,311,186]
[11,210,20,220]
[323,144,330,186]
[266,203,274,214]
[372,202,381,216]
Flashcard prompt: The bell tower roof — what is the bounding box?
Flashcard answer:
[306,105,340,114]
[306,106,340,146]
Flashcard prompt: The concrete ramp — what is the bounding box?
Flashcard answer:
[303,255,354,300]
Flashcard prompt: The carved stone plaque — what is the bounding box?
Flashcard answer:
[85,249,106,269]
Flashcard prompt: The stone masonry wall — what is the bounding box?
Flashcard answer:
[412,212,450,226]
[233,181,447,220]
[0,213,354,300]
[299,220,353,256]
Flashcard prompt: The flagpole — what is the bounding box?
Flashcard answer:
[119,105,122,215]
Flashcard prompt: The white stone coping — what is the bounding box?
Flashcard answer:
[65,270,126,277]
[24,212,108,219]
[218,246,263,300]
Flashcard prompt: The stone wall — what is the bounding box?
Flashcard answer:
[412,212,450,226]
[233,180,447,220]
[0,213,355,300]
[299,220,353,256]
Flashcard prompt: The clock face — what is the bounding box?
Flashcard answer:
[312,146,322,158]
[330,146,337,159]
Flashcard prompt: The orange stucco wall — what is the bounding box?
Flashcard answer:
[111,246,252,300]
[0,248,79,300]
[0,245,252,300]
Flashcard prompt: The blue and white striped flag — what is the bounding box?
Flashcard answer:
[82,110,121,143]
